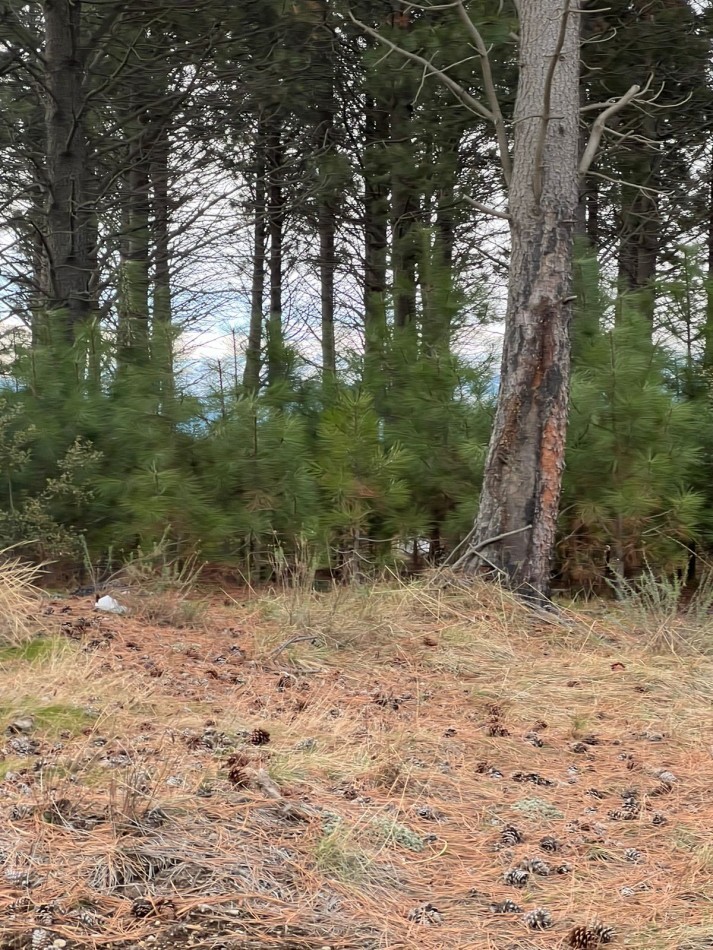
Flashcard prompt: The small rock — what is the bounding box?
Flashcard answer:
[6,717,34,735]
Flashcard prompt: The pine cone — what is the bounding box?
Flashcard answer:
[407,902,442,925]
[568,926,597,949]
[500,824,523,846]
[624,847,642,863]
[34,904,55,927]
[524,731,544,747]
[523,907,553,930]
[511,770,554,787]
[489,900,521,914]
[31,931,51,950]
[228,766,248,786]
[504,867,529,887]
[568,922,615,947]
[539,835,559,852]
[249,728,271,746]
[7,898,32,914]
[593,922,615,944]
[520,857,551,876]
[131,897,154,919]
[486,720,510,737]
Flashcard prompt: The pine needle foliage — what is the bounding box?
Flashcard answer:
[382,346,493,563]
[561,264,708,592]
[311,389,413,575]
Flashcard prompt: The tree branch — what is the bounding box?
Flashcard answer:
[463,194,511,221]
[579,83,641,178]
[452,524,533,571]
[347,12,495,124]
[454,0,511,184]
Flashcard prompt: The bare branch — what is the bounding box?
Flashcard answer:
[454,0,511,184]
[452,524,533,571]
[347,12,495,124]
[579,83,641,178]
[463,194,511,221]
[266,635,320,659]
[586,169,665,196]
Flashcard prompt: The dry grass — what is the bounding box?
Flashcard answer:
[0,575,712,949]
[0,549,45,646]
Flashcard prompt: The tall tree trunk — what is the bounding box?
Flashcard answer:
[243,115,267,392]
[313,0,337,381]
[421,139,458,357]
[363,95,389,367]
[125,121,151,363]
[616,119,659,325]
[150,115,174,390]
[617,187,659,322]
[319,201,336,378]
[461,0,580,603]
[703,152,713,372]
[43,0,92,340]
[266,119,285,386]
[389,28,418,331]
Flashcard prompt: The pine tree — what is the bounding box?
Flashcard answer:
[561,267,707,591]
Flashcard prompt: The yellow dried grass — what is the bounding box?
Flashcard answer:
[0,547,44,645]
[0,578,711,948]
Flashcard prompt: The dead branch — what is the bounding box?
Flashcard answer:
[452,524,533,571]
[266,635,320,659]
[348,12,493,123]
[455,0,512,184]
[579,83,641,177]
[463,195,512,221]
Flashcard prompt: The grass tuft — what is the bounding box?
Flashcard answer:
[0,548,44,645]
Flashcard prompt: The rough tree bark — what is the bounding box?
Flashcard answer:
[363,93,389,367]
[243,113,267,392]
[703,151,713,373]
[352,0,642,600]
[150,113,174,390]
[390,105,418,328]
[123,113,151,365]
[266,118,285,387]
[459,0,580,600]
[43,0,93,340]
[313,0,337,380]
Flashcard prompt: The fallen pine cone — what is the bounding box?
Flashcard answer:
[249,728,270,745]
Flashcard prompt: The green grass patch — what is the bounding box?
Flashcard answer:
[0,636,71,664]
[313,826,372,883]
[0,701,96,737]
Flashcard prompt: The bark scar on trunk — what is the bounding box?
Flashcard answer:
[495,393,522,470]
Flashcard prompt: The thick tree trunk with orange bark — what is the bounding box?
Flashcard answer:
[460,0,580,602]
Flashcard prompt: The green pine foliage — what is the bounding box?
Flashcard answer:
[382,348,493,562]
[4,250,713,594]
[560,265,709,592]
[198,394,318,577]
[311,390,413,575]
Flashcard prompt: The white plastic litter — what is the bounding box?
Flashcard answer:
[94,595,127,615]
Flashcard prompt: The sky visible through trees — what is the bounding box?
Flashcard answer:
[0,0,712,598]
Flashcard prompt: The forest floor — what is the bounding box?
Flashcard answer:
[0,571,712,950]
